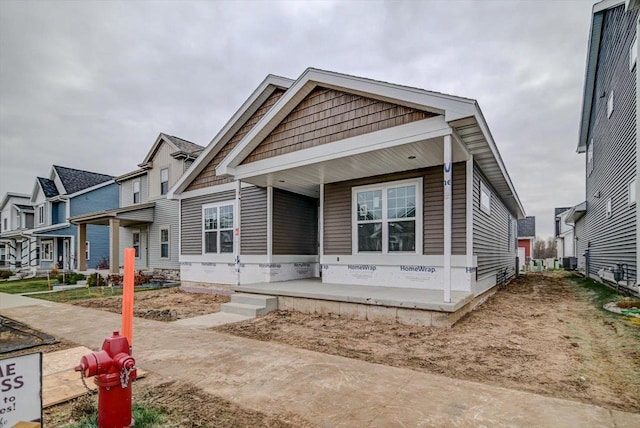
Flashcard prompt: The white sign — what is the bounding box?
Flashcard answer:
[0,352,42,428]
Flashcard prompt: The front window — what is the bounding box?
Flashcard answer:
[132,231,140,258]
[160,168,169,195]
[38,205,45,225]
[85,241,91,260]
[203,203,234,254]
[160,227,169,258]
[133,180,140,204]
[587,139,594,175]
[353,179,421,254]
[41,241,53,261]
[480,182,491,215]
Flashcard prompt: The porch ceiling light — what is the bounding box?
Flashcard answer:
[407,155,416,159]
[278,180,285,183]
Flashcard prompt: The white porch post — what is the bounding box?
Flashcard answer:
[444,134,452,303]
[109,218,120,274]
[636,13,640,286]
[234,180,242,286]
[319,183,324,267]
[267,186,273,263]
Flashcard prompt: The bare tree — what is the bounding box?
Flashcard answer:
[533,237,557,259]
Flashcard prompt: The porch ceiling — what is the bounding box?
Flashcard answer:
[239,136,467,197]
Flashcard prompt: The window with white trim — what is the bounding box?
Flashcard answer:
[133,180,140,204]
[203,202,234,254]
[160,168,169,195]
[132,231,140,258]
[631,36,637,71]
[38,205,45,225]
[605,197,612,219]
[587,139,594,176]
[629,178,636,207]
[353,178,422,254]
[85,241,91,260]
[160,227,170,258]
[42,240,53,261]
[2,218,6,232]
[607,90,614,118]
[480,182,491,215]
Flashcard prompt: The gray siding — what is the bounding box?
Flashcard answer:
[323,163,466,255]
[120,175,149,207]
[180,186,268,256]
[273,189,318,255]
[181,190,235,255]
[583,5,638,280]
[148,198,180,269]
[473,164,516,279]
[241,187,267,255]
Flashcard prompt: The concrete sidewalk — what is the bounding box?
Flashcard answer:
[1,292,638,427]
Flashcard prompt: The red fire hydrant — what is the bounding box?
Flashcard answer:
[75,331,137,428]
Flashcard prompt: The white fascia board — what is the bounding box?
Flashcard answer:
[51,167,67,194]
[0,193,30,211]
[67,180,116,198]
[595,0,625,13]
[217,68,477,176]
[168,75,294,198]
[232,116,451,180]
[140,133,172,166]
[174,181,254,200]
[472,104,526,218]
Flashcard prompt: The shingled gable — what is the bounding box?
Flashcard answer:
[167,74,294,197]
[53,165,114,195]
[37,177,59,198]
[138,133,204,167]
[217,68,524,218]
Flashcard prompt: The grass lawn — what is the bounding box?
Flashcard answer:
[0,278,54,294]
[29,285,158,302]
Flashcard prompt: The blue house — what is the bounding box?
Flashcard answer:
[28,165,118,270]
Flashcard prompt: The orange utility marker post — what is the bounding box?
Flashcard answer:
[122,247,135,347]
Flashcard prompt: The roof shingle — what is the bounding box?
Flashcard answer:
[517,216,536,238]
[162,134,204,155]
[37,177,59,198]
[53,165,114,194]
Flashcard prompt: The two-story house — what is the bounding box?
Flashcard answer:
[0,193,35,270]
[572,0,639,292]
[71,133,204,279]
[29,165,118,271]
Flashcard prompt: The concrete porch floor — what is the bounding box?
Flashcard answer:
[233,279,474,312]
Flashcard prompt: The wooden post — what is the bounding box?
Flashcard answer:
[122,248,135,347]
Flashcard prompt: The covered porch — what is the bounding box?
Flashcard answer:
[70,202,155,272]
[231,279,483,327]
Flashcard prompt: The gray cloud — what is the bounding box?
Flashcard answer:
[0,0,594,238]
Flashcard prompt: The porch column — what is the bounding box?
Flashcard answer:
[78,223,87,271]
[443,134,452,303]
[466,155,474,286]
[109,218,120,274]
[319,183,324,266]
[267,186,273,263]
[234,180,241,285]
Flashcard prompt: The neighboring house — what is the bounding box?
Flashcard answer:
[573,0,639,291]
[29,165,118,270]
[70,133,204,278]
[555,207,575,261]
[169,68,524,303]
[0,193,34,270]
[517,216,535,265]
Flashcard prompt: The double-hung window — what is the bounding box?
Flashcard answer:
[587,139,594,176]
[160,168,169,195]
[480,182,491,215]
[38,205,45,225]
[132,231,140,258]
[133,180,140,204]
[353,178,422,254]
[160,227,170,258]
[41,241,53,261]
[203,203,234,254]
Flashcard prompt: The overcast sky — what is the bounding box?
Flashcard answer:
[0,0,593,238]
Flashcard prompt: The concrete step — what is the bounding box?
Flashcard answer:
[231,293,278,312]
[221,302,269,317]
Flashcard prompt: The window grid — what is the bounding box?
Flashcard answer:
[354,179,420,254]
[160,168,169,195]
[203,203,234,254]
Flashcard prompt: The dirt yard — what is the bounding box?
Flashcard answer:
[72,287,230,321]
[216,272,640,413]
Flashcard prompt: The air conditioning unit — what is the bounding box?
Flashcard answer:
[562,257,577,270]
